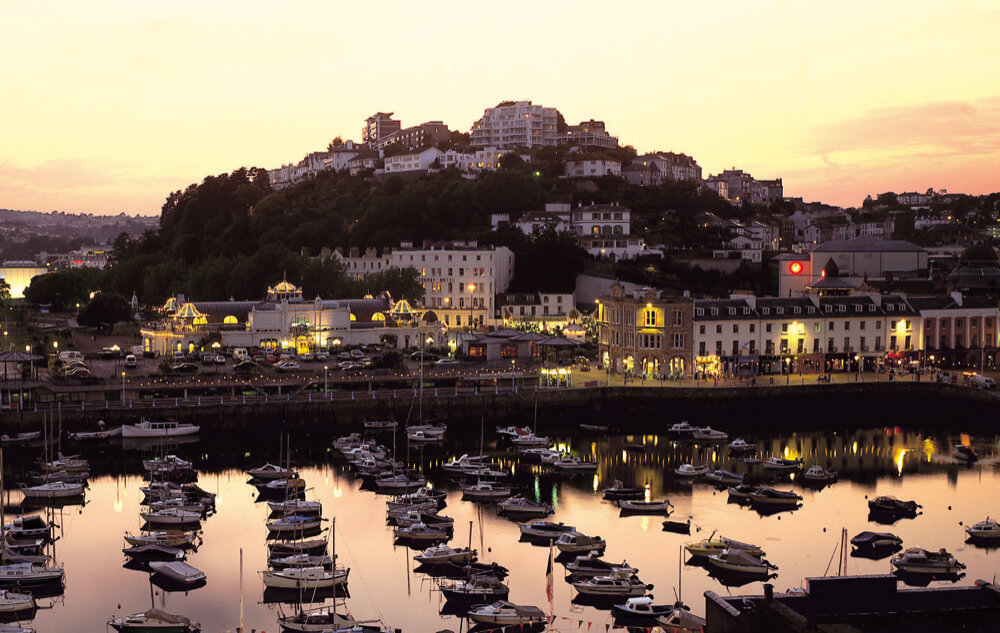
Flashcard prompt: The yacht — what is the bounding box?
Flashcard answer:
[705,470,744,486]
[551,456,598,473]
[393,522,450,543]
[140,508,202,526]
[555,532,607,553]
[707,549,777,576]
[685,534,764,558]
[467,601,546,625]
[265,515,323,536]
[363,420,397,431]
[268,553,334,571]
[761,456,803,472]
[496,425,532,439]
[374,473,426,494]
[142,455,193,474]
[393,511,453,531]
[108,609,200,633]
[413,544,477,566]
[386,500,437,519]
[601,480,645,500]
[247,463,298,481]
[891,548,965,575]
[564,554,637,578]
[691,426,728,442]
[277,608,360,633]
[519,447,561,462]
[0,432,40,445]
[667,421,697,438]
[261,565,348,589]
[0,562,65,586]
[442,454,491,474]
[674,463,711,477]
[966,518,1000,541]
[122,544,186,562]
[510,433,550,448]
[612,596,672,621]
[746,487,802,508]
[439,576,509,603]
[570,572,649,597]
[657,606,707,633]
[518,521,578,541]
[803,465,838,484]
[148,561,206,586]
[18,481,85,499]
[497,496,553,520]
[267,499,322,516]
[121,419,200,438]
[267,537,328,557]
[404,422,447,437]
[850,531,904,557]
[67,426,122,441]
[123,531,198,548]
[728,438,756,453]
[461,482,511,501]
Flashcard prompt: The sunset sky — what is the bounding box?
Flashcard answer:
[2,1,998,215]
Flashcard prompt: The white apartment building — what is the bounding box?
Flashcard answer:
[564,157,621,178]
[384,148,443,174]
[496,291,576,332]
[436,147,508,173]
[497,202,647,261]
[269,142,361,190]
[470,101,560,149]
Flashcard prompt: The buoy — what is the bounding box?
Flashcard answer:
[117,603,121,609]
[948,506,952,510]
[823,527,826,532]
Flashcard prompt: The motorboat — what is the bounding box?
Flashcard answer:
[551,456,598,473]
[705,470,744,486]
[0,590,34,614]
[0,563,65,586]
[564,554,637,578]
[570,572,649,597]
[891,548,965,575]
[707,549,777,576]
[953,444,978,462]
[510,433,549,448]
[0,432,40,445]
[803,465,838,484]
[140,508,202,526]
[257,478,306,494]
[850,531,903,558]
[393,511,454,531]
[108,609,200,633]
[518,521,578,541]
[148,561,206,586]
[247,463,298,481]
[685,534,763,558]
[18,481,85,499]
[966,517,1000,541]
[662,519,692,534]
[602,480,645,500]
[267,537,328,556]
[413,544,477,566]
[261,565,348,589]
[374,473,426,494]
[407,430,443,443]
[579,423,609,433]
[142,455,193,474]
[538,451,565,465]
[267,499,322,516]
[124,531,198,548]
[386,500,438,519]
[674,463,710,477]
[461,482,511,501]
[67,426,122,441]
[266,515,323,536]
[439,576,509,603]
[519,447,561,462]
[333,433,364,452]
[497,496,553,520]
[657,606,706,633]
[467,600,546,625]
[393,522,450,543]
[761,456,803,472]
[868,496,921,516]
[555,532,606,553]
[393,487,446,507]
[668,421,697,437]
[363,420,397,431]
[4,516,52,540]
[442,454,491,474]
[405,422,447,437]
[278,608,360,633]
[268,553,334,571]
[619,499,673,514]
[612,596,672,621]
[728,438,756,453]
[121,419,200,438]
[746,487,802,508]
[122,544,186,561]
[496,425,532,439]
[691,426,728,441]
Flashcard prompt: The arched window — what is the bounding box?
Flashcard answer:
[223,315,238,325]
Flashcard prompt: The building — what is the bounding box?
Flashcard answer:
[912,292,999,370]
[383,147,443,174]
[470,101,560,149]
[556,119,619,149]
[563,156,621,178]
[775,254,812,297]
[496,291,576,332]
[632,152,702,183]
[362,112,401,146]
[375,121,450,151]
[335,247,393,281]
[437,146,507,173]
[621,161,662,187]
[499,203,648,261]
[268,142,362,190]
[346,148,380,176]
[596,283,693,378]
[810,238,928,280]
[0,262,48,300]
[704,169,783,205]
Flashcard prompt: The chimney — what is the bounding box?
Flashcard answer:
[764,583,774,602]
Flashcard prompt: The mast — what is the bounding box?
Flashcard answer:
[1,447,5,559]
[239,547,244,632]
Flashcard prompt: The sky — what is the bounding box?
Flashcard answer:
[2,0,998,215]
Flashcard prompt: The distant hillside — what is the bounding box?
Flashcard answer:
[0,208,158,261]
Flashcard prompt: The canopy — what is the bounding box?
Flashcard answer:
[0,351,43,362]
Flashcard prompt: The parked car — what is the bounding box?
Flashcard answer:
[275,360,299,372]
[435,358,460,366]
[234,360,258,372]
[358,357,373,368]
[410,351,439,362]
[64,360,88,370]
[315,352,329,362]
[337,351,351,360]
[124,354,138,369]
[338,361,356,371]
[298,353,314,362]
[213,354,226,365]
[350,349,364,359]
[170,362,198,373]
[201,354,216,366]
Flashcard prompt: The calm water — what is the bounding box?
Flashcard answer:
[4,419,1000,633]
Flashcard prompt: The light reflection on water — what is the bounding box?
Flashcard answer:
[3,426,1000,632]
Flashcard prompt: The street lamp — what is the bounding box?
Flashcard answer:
[467,284,476,331]
[26,344,32,380]
[855,354,860,381]
[324,365,328,397]
[121,371,126,403]
[785,357,790,385]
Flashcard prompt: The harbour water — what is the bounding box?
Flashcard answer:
[4,417,1000,632]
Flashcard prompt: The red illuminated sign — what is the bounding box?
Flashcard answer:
[788,262,803,275]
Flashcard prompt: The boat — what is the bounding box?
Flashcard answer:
[966,517,1000,541]
[363,420,397,431]
[564,553,637,578]
[1,534,44,556]
[728,438,756,453]
[510,433,549,448]
[147,498,206,515]
[392,487,445,507]
[612,596,672,621]
[247,463,298,481]
[761,456,803,472]
[439,576,509,603]
[332,433,364,452]
[0,590,34,614]
[140,482,184,503]
[3,516,52,540]
[256,478,306,494]
[142,455,193,474]
[518,521,578,541]
[406,430,443,443]
[141,508,202,526]
[707,548,777,576]
[953,444,978,462]
[662,519,692,534]
[467,600,546,625]
[657,606,707,633]
[386,500,438,519]
[393,511,454,530]
[497,496,553,520]
[668,421,697,437]
[277,608,360,633]
[108,609,200,633]
[746,486,802,507]
[404,422,447,437]
[705,470,744,486]
[266,515,323,536]
[18,481,85,499]
[261,565,348,589]
[374,473,426,494]
[124,531,198,548]
[551,456,598,473]
[121,419,200,438]
[691,426,728,441]
[38,454,89,472]
[442,454,491,474]
[519,447,561,462]
[850,531,903,557]
[122,544,186,561]
[803,465,838,484]
[268,553,334,571]
[0,432,40,445]
[413,544,477,566]
[268,499,323,516]
[0,562,65,586]
[461,482,511,501]
[891,547,965,575]
[685,533,763,558]
[570,572,649,597]
[148,561,206,586]
[67,426,122,441]
[579,423,609,433]
[393,522,450,543]
[619,499,673,514]
[674,463,710,477]
[496,425,532,439]
[555,532,607,553]
[868,496,921,516]
[602,480,645,500]
[267,537,328,556]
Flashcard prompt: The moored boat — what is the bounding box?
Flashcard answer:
[122,544,186,561]
[121,419,200,438]
[0,432,40,445]
[461,481,511,501]
[247,463,298,481]
[140,508,202,526]
[564,553,637,577]
[108,608,200,633]
[551,456,598,473]
[497,496,553,520]
[0,562,65,586]
[0,589,34,614]
[267,499,322,516]
[393,522,450,543]
[966,517,1000,541]
[619,499,673,514]
[891,547,965,575]
[850,531,903,558]
[19,481,85,499]
[868,496,921,516]
[413,544,477,566]
[467,600,546,625]
[518,521,577,541]
[705,470,744,486]
[148,561,206,586]
[261,565,348,589]
[746,486,802,507]
[728,438,756,453]
[67,426,122,441]
[569,571,649,597]
[268,553,334,570]
[674,463,710,477]
[611,596,672,621]
[691,426,728,441]
[602,480,645,500]
[685,534,763,558]
[363,420,397,431]
[555,532,606,553]
[803,465,838,484]
[124,531,198,548]
[761,456,803,472]
[953,444,978,462]
[266,515,322,536]
[439,576,509,603]
[707,548,777,576]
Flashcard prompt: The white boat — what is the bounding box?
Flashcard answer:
[519,447,561,462]
[247,463,298,481]
[555,532,606,553]
[140,482,184,503]
[142,455,192,473]
[393,510,453,530]
[539,451,565,465]
[278,608,359,633]
[510,433,549,448]
[3,516,52,540]
[374,473,426,493]
[393,487,445,506]
[966,517,1000,540]
[0,562,65,586]
[612,596,673,620]
[413,544,477,566]
[691,426,728,441]
[386,500,438,519]
[496,425,532,439]
[891,548,965,575]
[267,537,328,556]
[728,438,756,453]
[261,565,348,590]
[705,470,744,486]
[439,577,509,602]
[674,463,710,477]
[619,499,673,514]
[707,549,777,575]
[668,421,697,437]
[746,487,802,507]
[363,420,397,431]
[140,508,202,526]
[518,521,578,541]
[497,496,553,519]
[0,627,35,633]
[761,456,803,472]
[551,456,598,473]
[121,419,200,438]
[685,534,764,558]
[108,608,200,633]
[953,444,978,462]
[266,515,322,535]
[657,607,707,632]
[123,531,198,548]
[0,590,34,613]
[122,544,186,561]
[148,561,206,585]
[67,426,122,441]
[461,481,512,501]
[332,433,364,452]
[570,572,649,596]
[19,481,85,499]
[258,478,305,494]
[268,499,322,516]
[268,553,334,570]
[393,522,450,543]
[803,465,838,484]
[0,432,40,445]
[39,455,89,472]
[467,601,546,625]
[407,430,443,443]
[564,554,637,577]
[147,498,206,515]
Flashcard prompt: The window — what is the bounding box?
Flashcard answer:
[875,336,881,350]
[728,308,736,316]
[876,321,881,329]
[672,333,684,349]
[890,320,896,329]
[716,341,723,354]
[766,323,772,333]
[860,321,866,330]
[814,322,821,333]
[695,308,704,316]
[766,340,774,354]
[644,309,656,327]
[716,325,722,334]
[828,321,835,331]
[860,336,867,351]
[905,335,911,350]
[844,336,850,352]
[699,341,706,355]
[732,341,739,355]
[732,324,739,333]
[776,307,784,315]
[844,321,850,331]
[813,339,819,353]
[749,340,756,353]
[699,325,705,334]
[781,323,788,333]
[797,339,804,353]
[673,310,683,327]
[828,337,834,352]
[793,306,801,314]
[838,305,846,313]
[780,339,788,354]
[749,324,755,333]
[762,308,770,315]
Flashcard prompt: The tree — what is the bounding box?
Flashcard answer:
[327,137,344,151]
[23,271,90,311]
[363,268,425,303]
[0,279,10,309]
[77,292,131,327]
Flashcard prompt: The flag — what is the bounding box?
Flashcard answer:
[545,539,554,602]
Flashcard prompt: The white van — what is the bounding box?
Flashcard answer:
[965,373,996,390]
[124,354,137,368]
[232,348,249,361]
[58,351,84,363]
